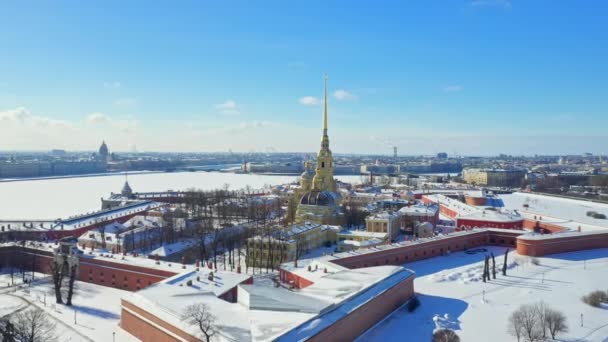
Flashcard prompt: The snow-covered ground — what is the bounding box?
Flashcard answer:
[0,273,137,342]
[358,247,608,342]
[501,192,608,230]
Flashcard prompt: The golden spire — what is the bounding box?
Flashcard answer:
[323,74,328,134]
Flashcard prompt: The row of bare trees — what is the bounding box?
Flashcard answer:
[176,187,286,273]
[508,302,567,341]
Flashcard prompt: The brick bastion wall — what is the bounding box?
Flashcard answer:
[0,246,177,291]
[329,229,522,269]
[516,230,608,257]
[305,274,415,342]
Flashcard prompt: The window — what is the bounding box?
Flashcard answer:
[321,162,325,168]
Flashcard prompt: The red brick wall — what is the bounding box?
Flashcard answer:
[279,269,314,289]
[121,299,199,342]
[456,218,523,230]
[330,230,522,269]
[0,246,176,292]
[517,231,608,257]
[307,274,415,342]
[522,219,567,233]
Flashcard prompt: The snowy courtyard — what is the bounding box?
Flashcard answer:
[0,273,137,342]
[359,247,608,342]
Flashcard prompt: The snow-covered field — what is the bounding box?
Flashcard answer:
[359,247,608,342]
[0,274,137,342]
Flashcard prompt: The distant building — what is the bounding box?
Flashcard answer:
[365,211,401,240]
[436,152,448,159]
[246,223,339,268]
[463,168,526,187]
[398,203,439,234]
[98,140,109,162]
[336,230,387,252]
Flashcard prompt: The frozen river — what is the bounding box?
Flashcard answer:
[0,171,361,220]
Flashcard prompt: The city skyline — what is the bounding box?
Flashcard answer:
[1,1,607,155]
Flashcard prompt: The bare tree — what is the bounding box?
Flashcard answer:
[0,318,17,341]
[65,262,78,306]
[491,252,496,279]
[502,248,509,276]
[509,304,541,342]
[99,224,107,249]
[50,262,65,304]
[11,308,57,342]
[182,304,217,342]
[545,308,568,339]
[508,308,524,342]
[520,304,541,341]
[432,328,460,342]
[534,301,548,339]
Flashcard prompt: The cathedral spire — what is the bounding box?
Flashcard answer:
[323,74,328,135]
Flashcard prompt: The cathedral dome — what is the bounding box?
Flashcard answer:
[99,141,109,157]
[301,161,313,179]
[299,190,336,206]
[121,181,133,197]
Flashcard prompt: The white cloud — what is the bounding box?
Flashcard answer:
[86,112,110,124]
[0,106,31,122]
[103,81,121,89]
[333,89,357,101]
[215,100,240,116]
[299,96,321,106]
[443,85,463,93]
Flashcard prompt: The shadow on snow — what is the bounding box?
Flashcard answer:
[357,294,468,342]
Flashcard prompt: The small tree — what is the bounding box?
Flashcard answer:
[491,252,496,279]
[11,308,57,342]
[534,301,548,338]
[182,304,217,342]
[432,328,460,342]
[502,248,509,276]
[508,308,524,342]
[0,319,17,342]
[545,308,568,339]
[519,304,541,342]
[50,262,65,304]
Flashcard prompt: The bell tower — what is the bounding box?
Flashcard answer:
[312,75,336,192]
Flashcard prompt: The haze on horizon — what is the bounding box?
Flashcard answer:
[0,1,607,156]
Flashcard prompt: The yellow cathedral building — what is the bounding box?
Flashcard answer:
[295,76,345,226]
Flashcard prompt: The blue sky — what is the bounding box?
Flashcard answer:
[0,1,607,155]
